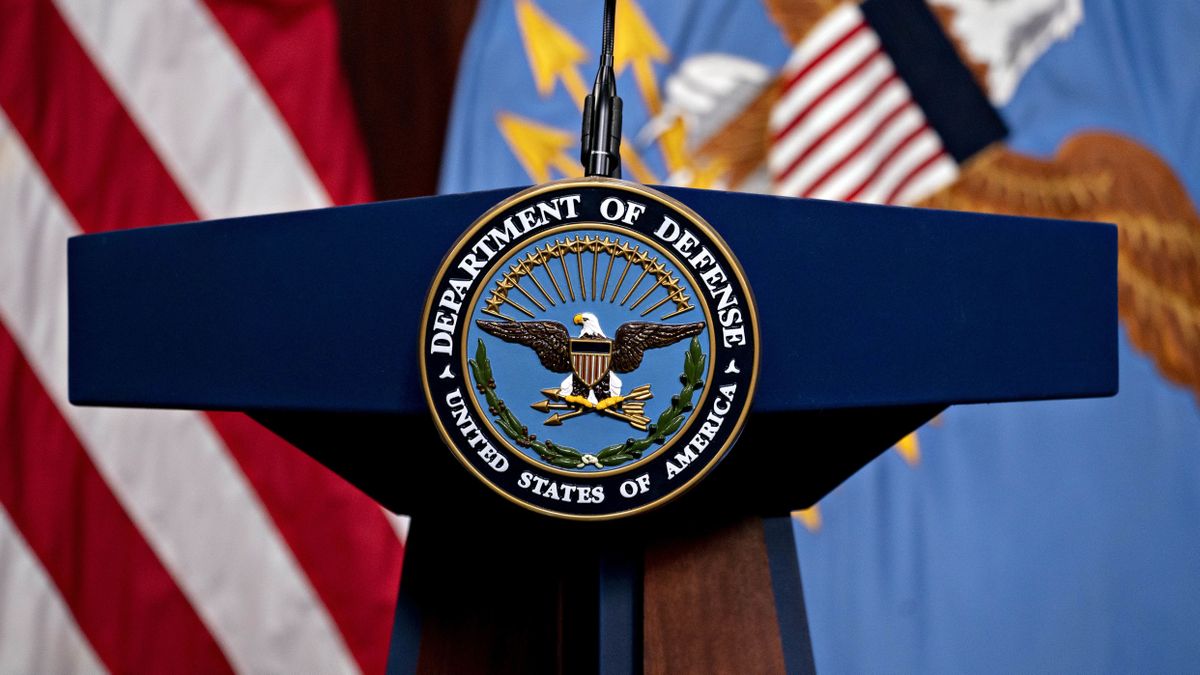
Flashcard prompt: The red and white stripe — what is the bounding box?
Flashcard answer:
[0,2,400,673]
[768,3,958,206]
[0,505,105,674]
[574,353,611,388]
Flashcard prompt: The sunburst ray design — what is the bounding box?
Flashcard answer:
[482,235,697,322]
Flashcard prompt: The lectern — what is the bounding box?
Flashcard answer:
[68,185,1116,673]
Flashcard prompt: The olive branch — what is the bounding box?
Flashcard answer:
[468,337,706,469]
[594,337,705,465]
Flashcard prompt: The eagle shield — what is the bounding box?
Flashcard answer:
[570,338,612,387]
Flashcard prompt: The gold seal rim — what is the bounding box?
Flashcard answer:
[418,177,761,521]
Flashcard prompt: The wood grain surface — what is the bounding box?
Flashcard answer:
[644,517,788,675]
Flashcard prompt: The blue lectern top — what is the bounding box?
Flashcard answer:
[68,186,1116,415]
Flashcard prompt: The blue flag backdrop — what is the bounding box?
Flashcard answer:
[440,0,1200,671]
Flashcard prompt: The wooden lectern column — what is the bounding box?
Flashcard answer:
[645,516,814,674]
[388,514,815,674]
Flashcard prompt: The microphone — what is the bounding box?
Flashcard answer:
[580,0,623,178]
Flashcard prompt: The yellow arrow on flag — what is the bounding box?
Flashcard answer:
[497,113,583,184]
[613,0,691,174]
[618,140,658,184]
[796,505,822,533]
[686,153,730,190]
[512,0,659,184]
[614,0,669,117]
[515,0,591,102]
[894,431,920,466]
[658,116,692,176]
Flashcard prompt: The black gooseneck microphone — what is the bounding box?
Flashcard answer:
[580,0,623,178]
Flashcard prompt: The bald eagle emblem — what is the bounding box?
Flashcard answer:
[419,179,759,518]
[477,312,705,429]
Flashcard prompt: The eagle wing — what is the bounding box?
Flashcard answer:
[611,322,706,373]
[920,133,1200,401]
[475,320,572,373]
[762,0,842,46]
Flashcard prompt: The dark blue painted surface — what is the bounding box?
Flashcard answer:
[598,551,640,675]
[68,186,1116,414]
[764,516,817,675]
[385,541,422,675]
[861,0,1008,162]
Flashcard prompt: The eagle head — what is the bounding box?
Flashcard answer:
[573,312,606,338]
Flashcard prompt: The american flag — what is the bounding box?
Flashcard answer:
[769,2,959,205]
[0,2,405,673]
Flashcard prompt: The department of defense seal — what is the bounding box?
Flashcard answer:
[419,178,759,519]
